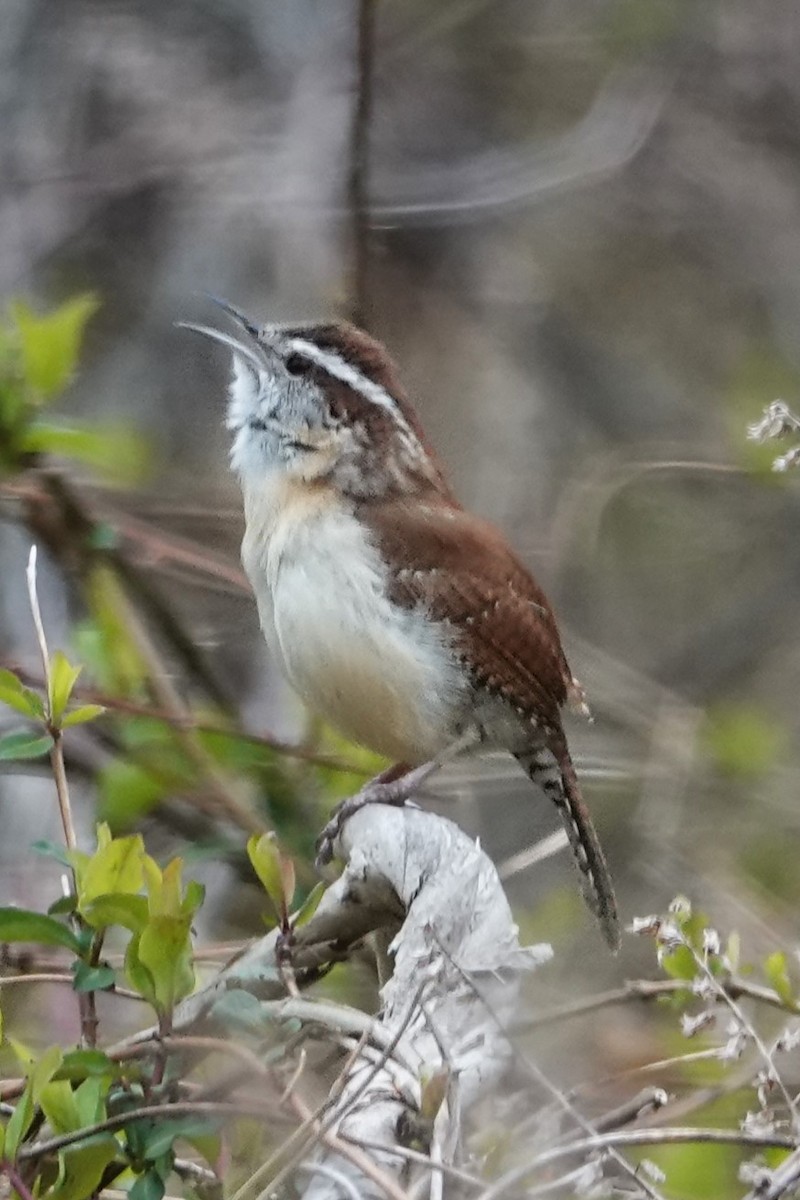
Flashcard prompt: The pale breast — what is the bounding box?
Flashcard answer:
[240,476,465,763]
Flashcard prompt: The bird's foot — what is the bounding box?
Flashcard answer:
[314,761,436,867]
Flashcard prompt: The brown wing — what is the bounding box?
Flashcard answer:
[361,495,618,949]
[360,496,576,733]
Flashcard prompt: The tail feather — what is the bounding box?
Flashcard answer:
[516,743,619,951]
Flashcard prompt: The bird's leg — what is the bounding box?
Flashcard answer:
[315,729,479,865]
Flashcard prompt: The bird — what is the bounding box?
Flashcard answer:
[181,301,619,949]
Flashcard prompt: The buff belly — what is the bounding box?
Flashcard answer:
[241,482,465,764]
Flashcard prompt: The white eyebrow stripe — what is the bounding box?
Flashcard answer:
[288,337,417,443]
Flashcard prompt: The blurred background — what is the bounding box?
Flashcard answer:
[3,0,800,1190]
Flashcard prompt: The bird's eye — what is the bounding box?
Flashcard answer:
[284,353,309,377]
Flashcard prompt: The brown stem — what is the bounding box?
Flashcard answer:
[348,0,377,328]
[49,732,77,851]
[2,1161,36,1200]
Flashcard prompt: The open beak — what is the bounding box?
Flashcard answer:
[176,321,268,377]
[177,295,273,376]
[203,294,261,337]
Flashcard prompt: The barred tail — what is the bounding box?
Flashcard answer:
[516,742,619,951]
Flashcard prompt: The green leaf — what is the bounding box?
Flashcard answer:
[292,881,326,929]
[181,879,205,919]
[247,833,284,912]
[0,731,52,760]
[136,914,195,1014]
[49,1139,118,1200]
[73,1074,110,1125]
[124,935,157,1009]
[57,1050,118,1083]
[81,892,148,933]
[129,1166,167,1200]
[71,962,116,993]
[49,650,82,724]
[78,834,145,909]
[62,704,106,728]
[22,422,152,486]
[0,907,81,952]
[420,1070,448,1121]
[31,1045,65,1101]
[661,945,697,982]
[0,669,44,718]
[142,1117,218,1160]
[34,839,73,866]
[10,294,99,399]
[185,1131,221,1170]
[208,990,270,1035]
[39,1078,80,1132]
[5,1080,34,1158]
[55,1143,118,1200]
[765,951,797,1008]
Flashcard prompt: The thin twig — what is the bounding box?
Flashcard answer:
[744,1144,800,1200]
[25,549,78,850]
[0,660,367,773]
[288,1090,411,1200]
[173,1158,220,1191]
[686,936,800,1133]
[431,932,666,1200]
[339,1136,483,1191]
[18,1100,281,1162]
[227,1057,362,1200]
[161,1034,275,1080]
[499,1126,796,1187]
[232,988,427,1200]
[0,973,75,988]
[517,974,798,1033]
[348,0,377,327]
[280,1048,308,1104]
[26,547,51,698]
[26,545,95,1044]
[49,738,78,851]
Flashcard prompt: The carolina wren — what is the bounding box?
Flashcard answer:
[182,302,619,949]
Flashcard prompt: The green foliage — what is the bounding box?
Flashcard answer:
[10,296,99,399]
[0,731,52,760]
[740,833,800,906]
[703,703,785,781]
[0,821,218,1200]
[639,1137,741,1199]
[292,880,325,929]
[0,654,105,764]
[124,857,204,1020]
[629,900,800,1195]
[0,669,45,719]
[247,833,295,929]
[312,727,386,804]
[0,295,152,484]
[764,951,799,1010]
[0,290,326,1200]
